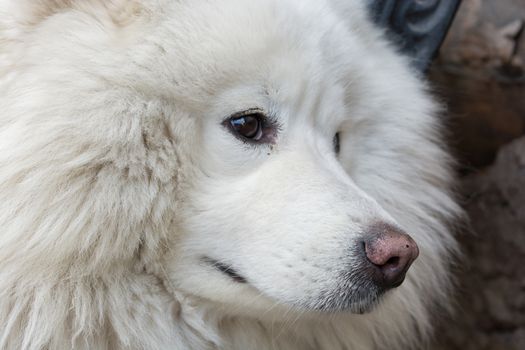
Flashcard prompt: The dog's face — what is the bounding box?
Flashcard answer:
[156,0,422,315]
[2,0,451,323]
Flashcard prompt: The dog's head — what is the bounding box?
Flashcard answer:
[147,0,453,316]
[1,0,459,320]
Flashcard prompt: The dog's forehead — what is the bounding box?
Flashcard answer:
[158,0,357,104]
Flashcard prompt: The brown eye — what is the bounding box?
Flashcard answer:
[229,114,263,140]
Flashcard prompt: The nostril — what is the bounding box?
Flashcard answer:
[361,222,419,289]
[384,256,400,268]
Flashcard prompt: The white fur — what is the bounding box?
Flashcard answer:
[0,0,461,349]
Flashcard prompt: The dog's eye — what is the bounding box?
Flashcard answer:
[224,110,278,144]
[230,115,262,140]
[226,110,273,142]
[333,132,341,154]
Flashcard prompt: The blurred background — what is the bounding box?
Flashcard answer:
[427,0,525,349]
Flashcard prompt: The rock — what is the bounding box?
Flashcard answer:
[431,137,525,350]
[429,0,525,172]
[438,0,525,71]
[427,2,525,348]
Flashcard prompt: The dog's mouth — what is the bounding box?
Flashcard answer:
[202,257,384,315]
[204,257,247,284]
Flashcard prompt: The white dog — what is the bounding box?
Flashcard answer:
[0,0,461,349]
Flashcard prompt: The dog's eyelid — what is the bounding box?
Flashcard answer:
[231,107,266,118]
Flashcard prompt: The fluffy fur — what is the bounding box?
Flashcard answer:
[0,0,461,349]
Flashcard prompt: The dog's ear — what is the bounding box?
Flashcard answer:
[327,0,371,27]
[326,0,383,42]
[1,1,73,28]
[0,0,144,73]
[0,0,142,38]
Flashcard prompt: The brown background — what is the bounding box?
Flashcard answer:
[428,0,525,349]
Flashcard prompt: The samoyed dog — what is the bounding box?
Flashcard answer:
[0,0,460,349]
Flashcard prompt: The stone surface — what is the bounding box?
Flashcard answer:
[422,1,525,348]
[431,137,525,350]
[437,0,524,73]
[428,0,525,172]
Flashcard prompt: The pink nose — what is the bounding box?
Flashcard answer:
[364,223,419,289]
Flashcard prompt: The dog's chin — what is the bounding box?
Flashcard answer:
[291,287,384,315]
[312,295,382,315]
[238,290,383,320]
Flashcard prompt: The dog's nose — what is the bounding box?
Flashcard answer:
[363,223,419,289]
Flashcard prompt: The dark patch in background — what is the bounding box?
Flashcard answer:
[428,0,525,349]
